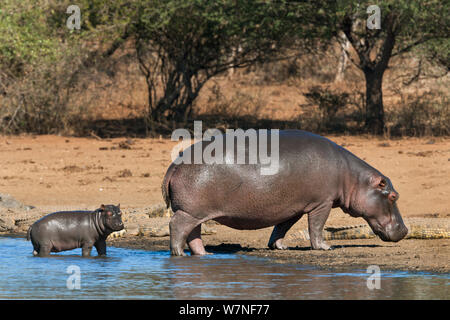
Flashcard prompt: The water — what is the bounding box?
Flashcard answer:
[0,236,448,299]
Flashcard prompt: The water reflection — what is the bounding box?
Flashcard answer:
[0,236,448,299]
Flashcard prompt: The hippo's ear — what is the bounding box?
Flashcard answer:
[117,203,120,209]
[369,175,386,189]
[378,178,386,188]
[100,204,105,212]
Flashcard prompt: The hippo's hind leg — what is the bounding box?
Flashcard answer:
[268,214,303,250]
[36,244,52,257]
[170,210,208,256]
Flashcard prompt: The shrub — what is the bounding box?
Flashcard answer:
[386,92,449,136]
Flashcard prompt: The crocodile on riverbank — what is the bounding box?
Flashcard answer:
[110,223,216,238]
[288,224,450,241]
[109,222,449,240]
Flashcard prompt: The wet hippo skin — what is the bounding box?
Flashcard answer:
[27,204,124,257]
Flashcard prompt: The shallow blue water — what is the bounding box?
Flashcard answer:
[0,236,448,299]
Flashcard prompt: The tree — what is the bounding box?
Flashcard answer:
[0,0,73,133]
[129,0,325,126]
[333,1,449,134]
[0,0,130,133]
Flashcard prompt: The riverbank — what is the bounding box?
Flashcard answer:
[107,216,450,274]
[0,135,449,273]
[4,212,448,273]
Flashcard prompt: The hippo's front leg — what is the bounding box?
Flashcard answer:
[95,240,107,256]
[170,210,206,256]
[81,243,94,257]
[308,202,332,250]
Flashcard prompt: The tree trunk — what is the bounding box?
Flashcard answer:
[341,11,398,136]
[364,68,385,135]
[335,32,350,83]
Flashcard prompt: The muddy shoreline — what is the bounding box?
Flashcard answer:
[107,229,450,274]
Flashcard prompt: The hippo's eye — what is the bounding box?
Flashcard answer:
[378,179,386,188]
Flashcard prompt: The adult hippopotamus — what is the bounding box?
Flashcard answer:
[27,204,124,257]
[162,130,408,256]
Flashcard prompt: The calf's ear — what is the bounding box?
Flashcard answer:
[100,204,105,211]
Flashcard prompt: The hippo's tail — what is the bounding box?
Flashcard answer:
[26,225,32,241]
[162,162,177,209]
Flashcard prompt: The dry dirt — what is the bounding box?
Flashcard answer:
[0,134,449,272]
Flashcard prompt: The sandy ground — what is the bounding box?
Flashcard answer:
[0,134,449,272]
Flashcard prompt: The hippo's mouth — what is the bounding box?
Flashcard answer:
[366,220,392,242]
[111,223,125,231]
[375,229,390,241]
[371,223,408,242]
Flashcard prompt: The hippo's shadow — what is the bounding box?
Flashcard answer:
[205,243,256,254]
[31,252,110,259]
[330,244,381,249]
[205,243,381,254]
[289,244,382,251]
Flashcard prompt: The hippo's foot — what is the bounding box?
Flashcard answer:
[170,247,188,256]
[311,241,332,250]
[268,239,288,250]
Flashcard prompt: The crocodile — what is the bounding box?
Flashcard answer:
[110,229,127,238]
[110,223,449,240]
[0,193,35,211]
[289,223,450,241]
[109,224,216,238]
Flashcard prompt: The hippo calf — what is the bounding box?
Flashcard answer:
[162,129,408,256]
[27,204,124,257]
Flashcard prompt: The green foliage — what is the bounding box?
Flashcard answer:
[0,0,62,74]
